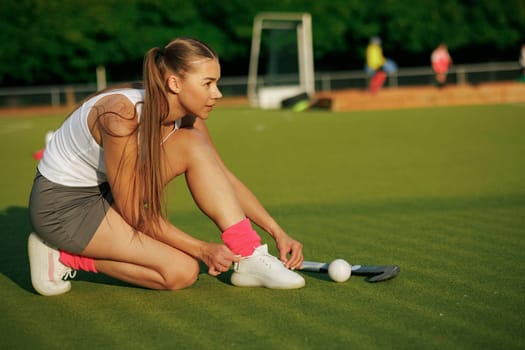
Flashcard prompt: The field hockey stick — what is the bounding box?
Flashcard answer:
[301,261,400,283]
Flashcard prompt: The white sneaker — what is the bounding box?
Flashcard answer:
[28,233,76,296]
[231,244,305,289]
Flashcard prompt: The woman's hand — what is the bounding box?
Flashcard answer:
[200,242,240,276]
[273,232,304,270]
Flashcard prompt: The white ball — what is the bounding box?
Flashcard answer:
[328,259,351,282]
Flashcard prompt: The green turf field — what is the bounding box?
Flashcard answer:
[1,104,524,349]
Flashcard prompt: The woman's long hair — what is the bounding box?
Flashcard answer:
[137,37,218,237]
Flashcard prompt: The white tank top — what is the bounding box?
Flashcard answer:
[38,89,180,187]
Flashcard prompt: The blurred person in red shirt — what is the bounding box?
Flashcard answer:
[431,44,453,87]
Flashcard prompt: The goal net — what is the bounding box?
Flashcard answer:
[247,12,315,109]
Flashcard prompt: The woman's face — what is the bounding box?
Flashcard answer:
[175,58,223,120]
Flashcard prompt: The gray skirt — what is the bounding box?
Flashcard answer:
[29,171,114,254]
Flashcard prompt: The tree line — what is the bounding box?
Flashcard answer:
[1,0,523,86]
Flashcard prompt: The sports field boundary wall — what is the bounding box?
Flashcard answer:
[316,81,525,111]
[1,81,524,117]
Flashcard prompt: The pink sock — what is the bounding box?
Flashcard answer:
[59,251,98,273]
[221,218,261,257]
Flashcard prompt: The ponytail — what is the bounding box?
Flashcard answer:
[133,47,170,237]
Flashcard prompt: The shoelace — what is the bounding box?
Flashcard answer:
[234,254,279,271]
[55,265,77,281]
[234,247,284,271]
[62,269,77,281]
[257,253,281,268]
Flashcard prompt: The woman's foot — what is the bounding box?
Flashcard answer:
[231,244,305,289]
[28,233,76,296]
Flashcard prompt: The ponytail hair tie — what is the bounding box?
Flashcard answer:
[155,47,166,63]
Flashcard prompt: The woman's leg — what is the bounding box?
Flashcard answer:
[164,128,261,256]
[164,127,246,230]
[163,128,304,289]
[82,207,199,290]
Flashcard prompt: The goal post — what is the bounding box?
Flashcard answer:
[247,12,315,108]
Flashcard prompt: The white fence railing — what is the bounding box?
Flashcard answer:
[0,61,522,109]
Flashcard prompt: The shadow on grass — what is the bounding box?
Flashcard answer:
[0,206,33,292]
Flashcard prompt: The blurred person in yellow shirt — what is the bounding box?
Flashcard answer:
[365,37,397,93]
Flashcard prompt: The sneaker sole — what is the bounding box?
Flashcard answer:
[231,272,305,289]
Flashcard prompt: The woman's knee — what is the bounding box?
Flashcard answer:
[167,128,217,176]
[172,127,209,153]
[162,257,200,291]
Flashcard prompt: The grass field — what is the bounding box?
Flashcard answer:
[1,103,524,349]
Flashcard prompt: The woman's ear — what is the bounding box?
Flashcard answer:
[167,75,181,94]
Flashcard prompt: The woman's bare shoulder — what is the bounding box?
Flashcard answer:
[91,93,139,138]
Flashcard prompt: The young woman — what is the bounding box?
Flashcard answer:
[28,37,305,296]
